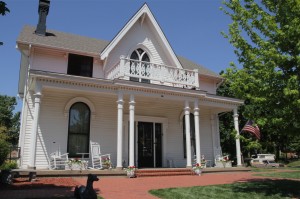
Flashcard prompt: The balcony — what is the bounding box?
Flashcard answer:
[106,57,199,89]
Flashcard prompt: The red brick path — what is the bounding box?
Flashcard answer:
[0,172,266,199]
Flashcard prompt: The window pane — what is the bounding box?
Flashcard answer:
[142,53,150,62]
[67,54,93,77]
[68,102,90,157]
[130,51,139,60]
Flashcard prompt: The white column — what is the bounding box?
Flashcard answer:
[211,114,216,154]
[116,92,124,169]
[129,94,135,167]
[194,99,201,164]
[233,108,242,166]
[216,114,221,149]
[30,84,42,169]
[120,55,125,77]
[184,100,192,168]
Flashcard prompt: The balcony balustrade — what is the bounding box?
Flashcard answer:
[106,56,199,89]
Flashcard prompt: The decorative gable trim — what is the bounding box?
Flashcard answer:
[100,3,182,69]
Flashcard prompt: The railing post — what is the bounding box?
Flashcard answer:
[120,56,125,78]
[194,69,199,88]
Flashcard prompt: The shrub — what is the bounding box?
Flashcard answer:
[0,160,18,170]
[0,139,9,166]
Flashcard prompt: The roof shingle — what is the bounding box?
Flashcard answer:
[17,25,221,78]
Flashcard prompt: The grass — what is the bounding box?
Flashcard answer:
[250,168,277,172]
[254,171,300,179]
[287,160,300,168]
[149,180,300,199]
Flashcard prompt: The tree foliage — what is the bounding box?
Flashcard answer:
[0,1,9,46]
[0,95,20,146]
[217,71,262,158]
[220,0,300,156]
[0,1,9,16]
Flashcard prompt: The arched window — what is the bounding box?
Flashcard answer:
[130,48,150,83]
[68,102,90,157]
[183,113,195,158]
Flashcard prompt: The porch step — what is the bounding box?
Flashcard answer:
[136,168,193,177]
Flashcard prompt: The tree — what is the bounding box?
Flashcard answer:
[217,71,261,159]
[0,95,20,145]
[0,1,9,45]
[221,0,300,156]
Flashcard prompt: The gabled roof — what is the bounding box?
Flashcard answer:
[177,56,220,78]
[100,4,183,69]
[17,26,221,79]
[17,25,109,56]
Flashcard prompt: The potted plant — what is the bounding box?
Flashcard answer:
[125,166,136,178]
[220,155,231,168]
[193,163,204,176]
[67,158,88,170]
[0,160,18,184]
[101,157,112,169]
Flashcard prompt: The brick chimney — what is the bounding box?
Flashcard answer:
[35,0,50,36]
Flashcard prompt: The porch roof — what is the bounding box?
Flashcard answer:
[30,69,243,108]
[17,26,221,79]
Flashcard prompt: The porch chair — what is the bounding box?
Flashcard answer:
[49,151,69,170]
[89,141,111,169]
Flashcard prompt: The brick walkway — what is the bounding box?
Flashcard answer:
[0,172,267,199]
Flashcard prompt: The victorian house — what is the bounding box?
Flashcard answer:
[17,2,243,170]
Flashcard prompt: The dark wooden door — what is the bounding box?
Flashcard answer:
[138,122,154,167]
[137,122,162,168]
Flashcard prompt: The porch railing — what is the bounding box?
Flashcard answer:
[106,56,199,88]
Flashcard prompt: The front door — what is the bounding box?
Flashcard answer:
[137,122,162,168]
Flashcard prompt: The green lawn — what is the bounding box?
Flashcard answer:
[149,180,300,199]
[287,160,300,168]
[251,168,277,172]
[251,167,300,173]
[254,171,300,179]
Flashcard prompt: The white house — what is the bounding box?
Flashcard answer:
[17,2,243,170]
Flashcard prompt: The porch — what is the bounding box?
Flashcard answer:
[12,167,251,178]
[20,70,244,171]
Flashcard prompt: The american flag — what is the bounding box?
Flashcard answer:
[241,120,261,139]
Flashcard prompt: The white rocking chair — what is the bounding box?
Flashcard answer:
[49,151,69,170]
[90,141,111,169]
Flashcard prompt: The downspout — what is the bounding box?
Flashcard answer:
[216,78,224,88]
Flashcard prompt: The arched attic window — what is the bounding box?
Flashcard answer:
[130,48,150,83]
[67,102,90,158]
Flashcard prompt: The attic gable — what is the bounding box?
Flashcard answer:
[100,4,182,69]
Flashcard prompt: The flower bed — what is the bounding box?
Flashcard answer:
[66,159,88,170]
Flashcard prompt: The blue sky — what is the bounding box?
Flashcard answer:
[0,0,238,112]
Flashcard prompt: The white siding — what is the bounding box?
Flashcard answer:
[31,49,105,79]
[200,77,217,94]
[21,88,217,169]
[93,62,104,79]
[32,50,67,74]
[105,18,171,72]
[21,92,35,168]
[35,90,118,169]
